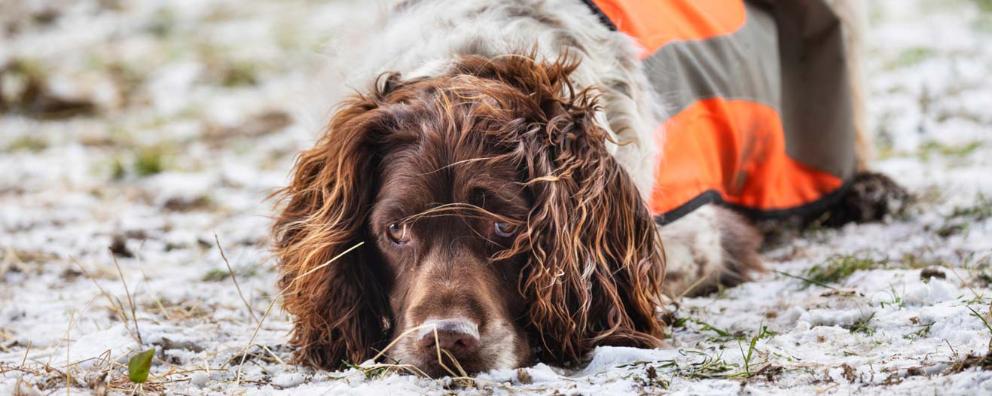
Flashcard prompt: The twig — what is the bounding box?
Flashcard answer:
[214,234,258,324]
[111,252,143,345]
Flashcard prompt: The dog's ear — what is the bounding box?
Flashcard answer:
[272,74,403,369]
[477,56,667,364]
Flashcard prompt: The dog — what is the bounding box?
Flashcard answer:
[272,0,895,377]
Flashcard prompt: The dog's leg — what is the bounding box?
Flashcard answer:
[824,0,871,170]
[817,0,911,226]
[660,205,764,298]
[826,0,873,172]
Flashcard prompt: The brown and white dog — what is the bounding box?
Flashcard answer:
[272,0,878,377]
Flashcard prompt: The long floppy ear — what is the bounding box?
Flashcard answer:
[463,55,667,364]
[271,75,400,369]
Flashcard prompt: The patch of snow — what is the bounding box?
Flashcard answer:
[1,0,991,394]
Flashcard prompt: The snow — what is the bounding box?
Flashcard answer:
[1,0,991,394]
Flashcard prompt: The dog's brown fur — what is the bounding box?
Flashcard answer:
[272,55,666,373]
[271,0,902,377]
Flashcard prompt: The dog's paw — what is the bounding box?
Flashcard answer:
[661,205,763,298]
[822,171,910,226]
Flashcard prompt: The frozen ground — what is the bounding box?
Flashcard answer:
[1,0,991,394]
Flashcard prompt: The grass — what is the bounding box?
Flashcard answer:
[911,259,949,276]
[949,194,992,221]
[657,351,737,380]
[134,146,166,176]
[968,306,992,335]
[975,0,992,13]
[146,7,176,37]
[798,255,886,287]
[935,194,992,237]
[202,268,231,282]
[671,316,746,342]
[219,62,260,87]
[111,145,170,180]
[669,317,778,379]
[880,285,905,309]
[2,57,98,119]
[6,136,48,152]
[736,325,774,378]
[885,47,937,69]
[905,322,934,339]
[5,0,988,393]
[879,139,983,163]
[689,319,735,339]
[847,313,877,336]
[967,304,992,353]
[918,140,983,161]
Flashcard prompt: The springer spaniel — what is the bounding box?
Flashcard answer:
[272,0,882,377]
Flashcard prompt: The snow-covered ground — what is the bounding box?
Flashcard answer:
[1,0,991,394]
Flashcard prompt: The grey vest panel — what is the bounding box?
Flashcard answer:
[643,0,857,180]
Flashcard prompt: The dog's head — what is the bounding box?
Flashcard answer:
[273,55,665,377]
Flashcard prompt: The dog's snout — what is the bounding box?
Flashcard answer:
[416,319,481,357]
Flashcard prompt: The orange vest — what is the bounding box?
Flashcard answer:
[587,0,857,222]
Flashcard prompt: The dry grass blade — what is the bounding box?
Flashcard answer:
[368,325,427,363]
[111,253,143,345]
[65,312,74,396]
[259,344,287,366]
[235,241,368,385]
[433,329,461,378]
[214,234,259,324]
[432,328,476,386]
[288,241,364,289]
[440,350,469,379]
[13,341,32,391]
[234,297,278,386]
[70,257,135,339]
[354,362,430,378]
[362,324,473,380]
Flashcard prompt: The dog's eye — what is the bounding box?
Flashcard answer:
[494,221,517,238]
[386,223,409,244]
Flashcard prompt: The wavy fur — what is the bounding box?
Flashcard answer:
[273,54,665,369]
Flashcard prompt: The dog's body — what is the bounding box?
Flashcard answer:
[276,0,873,377]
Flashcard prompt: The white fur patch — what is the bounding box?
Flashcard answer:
[311,0,664,200]
[417,318,480,341]
[478,320,520,370]
[659,205,725,295]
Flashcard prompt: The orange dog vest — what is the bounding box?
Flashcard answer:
[586,0,858,223]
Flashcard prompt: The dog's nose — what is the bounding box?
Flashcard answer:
[416,319,481,357]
